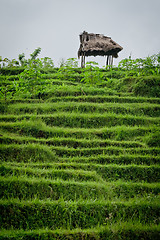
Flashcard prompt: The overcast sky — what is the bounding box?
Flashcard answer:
[0,0,160,67]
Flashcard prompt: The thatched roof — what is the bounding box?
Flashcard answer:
[78,31,123,58]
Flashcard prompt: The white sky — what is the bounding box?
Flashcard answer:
[0,0,160,67]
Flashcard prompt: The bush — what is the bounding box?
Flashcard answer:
[0,144,57,162]
[0,67,24,75]
[111,76,160,97]
[144,131,160,147]
[133,76,160,97]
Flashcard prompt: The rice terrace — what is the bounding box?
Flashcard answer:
[0,42,160,239]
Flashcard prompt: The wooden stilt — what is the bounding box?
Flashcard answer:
[82,55,84,68]
[81,54,83,68]
[81,53,85,68]
[106,55,109,66]
[107,55,113,69]
[111,55,113,66]
[108,55,111,68]
[109,55,113,67]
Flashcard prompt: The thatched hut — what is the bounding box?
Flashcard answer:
[78,31,123,67]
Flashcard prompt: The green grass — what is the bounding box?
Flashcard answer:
[9,153,159,165]
[1,198,160,230]
[2,101,160,117]
[1,163,160,183]
[0,165,101,182]
[0,132,146,148]
[47,95,160,104]
[1,121,158,140]
[1,143,160,160]
[1,94,160,105]
[112,75,160,98]
[0,67,160,239]
[0,143,56,163]
[0,112,159,128]
[1,175,160,201]
[1,224,160,240]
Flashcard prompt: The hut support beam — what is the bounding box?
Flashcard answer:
[109,56,113,66]
[106,56,109,66]
[109,56,111,66]
[111,56,113,66]
[106,55,113,68]
[81,54,85,68]
[81,55,83,68]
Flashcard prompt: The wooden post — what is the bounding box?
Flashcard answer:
[81,54,83,68]
[111,55,113,66]
[106,55,113,68]
[81,55,82,68]
[108,56,110,66]
[81,53,85,68]
[106,55,109,67]
[108,55,113,68]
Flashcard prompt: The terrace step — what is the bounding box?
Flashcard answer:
[1,161,160,183]
[1,95,160,105]
[0,176,160,201]
[0,165,102,182]
[0,122,158,140]
[58,154,160,165]
[0,225,160,240]
[1,144,160,162]
[0,134,146,148]
[0,112,159,128]
[6,151,159,165]
[48,95,160,104]
[3,102,160,117]
[51,146,160,158]
[1,199,160,230]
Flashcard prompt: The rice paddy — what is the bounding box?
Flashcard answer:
[0,66,160,239]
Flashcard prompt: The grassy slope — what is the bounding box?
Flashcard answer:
[0,68,160,239]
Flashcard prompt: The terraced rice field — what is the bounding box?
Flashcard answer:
[0,72,160,239]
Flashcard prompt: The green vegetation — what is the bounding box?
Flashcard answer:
[0,51,160,239]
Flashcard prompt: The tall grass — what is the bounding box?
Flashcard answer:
[1,198,160,230]
[0,112,159,128]
[1,120,158,139]
[0,57,160,239]
[1,175,160,201]
[3,101,160,117]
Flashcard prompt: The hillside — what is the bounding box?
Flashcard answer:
[0,57,160,239]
